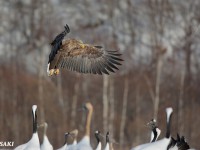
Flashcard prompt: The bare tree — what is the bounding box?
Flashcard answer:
[0,0,200,149]
[153,50,164,119]
[38,46,46,122]
[135,86,141,145]
[119,77,129,149]
[178,69,185,134]
[147,0,167,119]
[103,75,109,133]
[70,74,80,128]
[109,77,115,136]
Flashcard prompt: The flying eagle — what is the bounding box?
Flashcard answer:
[47,24,123,76]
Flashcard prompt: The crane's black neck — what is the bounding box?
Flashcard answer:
[166,113,173,138]
[64,133,69,145]
[32,109,37,133]
[106,132,110,144]
[151,128,158,142]
[95,132,100,144]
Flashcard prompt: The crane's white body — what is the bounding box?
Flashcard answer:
[131,126,161,150]
[14,105,40,150]
[40,122,53,150]
[104,143,109,150]
[104,132,110,150]
[57,144,67,150]
[67,129,78,150]
[74,103,93,150]
[139,138,171,150]
[138,107,173,150]
[75,136,92,150]
[15,133,40,150]
[41,135,53,150]
[95,142,102,150]
[67,141,77,150]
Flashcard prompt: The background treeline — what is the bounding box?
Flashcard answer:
[0,0,200,149]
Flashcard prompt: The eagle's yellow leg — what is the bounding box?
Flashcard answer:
[54,69,60,75]
[49,69,55,76]
[79,43,85,48]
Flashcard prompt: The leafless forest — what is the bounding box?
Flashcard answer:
[0,0,200,149]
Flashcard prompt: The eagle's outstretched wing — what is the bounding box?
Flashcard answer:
[53,44,123,75]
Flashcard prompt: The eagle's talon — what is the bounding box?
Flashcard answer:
[48,69,55,76]
[79,43,85,49]
[54,69,60,75]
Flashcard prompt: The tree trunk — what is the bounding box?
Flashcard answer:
[57,74,64,108]
[10,36,19,143]
[153,56,163,120]
[135,87,141,145]
[70,75,80,128]
[82,76,89,99]
[12,59,19,144]
[109,77,115,135]
[184,25,192,139]
[178,70,185,134]
[38,47,46,123]
[119,77,129,149]
[57,74,67,130]
[0,67,4,134]
[103,75,109,133]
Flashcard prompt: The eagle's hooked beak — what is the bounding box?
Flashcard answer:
[47,63,55,76]
[47,63,50,75]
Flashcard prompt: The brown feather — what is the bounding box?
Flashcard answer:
[52,39,123,74]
